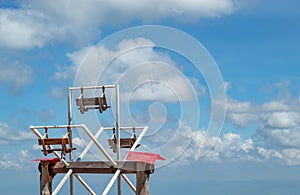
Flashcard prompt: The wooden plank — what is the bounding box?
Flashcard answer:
[108,138,141,150]
[38,138,69,145]
[76,97,100,106]
[53,161,154,174]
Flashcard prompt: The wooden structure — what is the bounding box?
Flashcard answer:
[39,161,153,195]
[31,85,162,195]
[39,159,58,195]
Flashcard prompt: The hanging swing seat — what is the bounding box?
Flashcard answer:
[76,96,110,114]
[38,138,76,156]
[108,138,140,153]
[76,86,111,114]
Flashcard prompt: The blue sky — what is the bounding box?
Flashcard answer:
[1,0,300,194]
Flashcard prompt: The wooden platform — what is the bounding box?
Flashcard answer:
[53,161,154,174]
[39,160,154,195]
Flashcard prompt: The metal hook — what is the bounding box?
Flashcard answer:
[102,86,105,94]
[132,127,136,138]
[80,87,84,96]
[112,128,116,139]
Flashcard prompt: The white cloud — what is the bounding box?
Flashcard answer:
[180,130,257,163]
[226,113,257,128]
[213,97,258,128]
[257,105,300,149]
[226,98,257,113]
[176,127,300,166]
[31,0,241,23]
[223,81,231,92]
[59,37,199,102]
[0,62,34,94]
[73,137,85,148]
[0,159,22,169]
[0,8,48,49]
[169,103,300,165]
[255,147,300,166]
[0,150,35,170]
[182,130,251,162]
[0,121,35,145]
[256,146,282,160]
[261,101,291,112]
[0,0,243,49]
[218,81,300,157]
[0,5,98,49]
[223,82,300,131]
[190,77,206,97]
[262,112,299,129]
[241,138,254,151]
[281,149,300,165]
[257,125,300,149]
[0,153,22,169]
[19,150,30,162]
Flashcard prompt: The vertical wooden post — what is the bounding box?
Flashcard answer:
[39,161,55,195]
[136,162,150,195]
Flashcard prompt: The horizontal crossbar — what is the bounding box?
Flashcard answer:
[53,161,154,174]
[69,85,117,91]
[42,148,76,153]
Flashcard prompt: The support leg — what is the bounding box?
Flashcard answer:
[136,162,150,195]
[118,175,122,195]
[39,161,55,195]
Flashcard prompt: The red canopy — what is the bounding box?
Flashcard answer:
[32,158,60,163]
[126,151,165,164]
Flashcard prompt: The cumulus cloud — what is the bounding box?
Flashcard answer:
[281,149,300,165]
[226,113,257,128]
[257,122,300,149]
[0,8,49,49]
[30,0,241,23]
[0,0,243,49]
[0,159,22,169]
[57,37,201,103]
[262,112,299,128]
[216,79,300,130]
[0,121,35,145]
[215,81,300,156]
[19,150,30,162]
[0,153,22,169]
[181,81,300,166]
[0,150,35,170]
[184,131,255,162]
[0,5,97,49]
[224,98,300,128]
[176,128,300,166]
[0,62,34,95]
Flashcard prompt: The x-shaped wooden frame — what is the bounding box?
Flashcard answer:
[30,124,148,195]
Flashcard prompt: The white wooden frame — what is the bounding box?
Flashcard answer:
[30,85,149,195]
[30,124,148,195]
